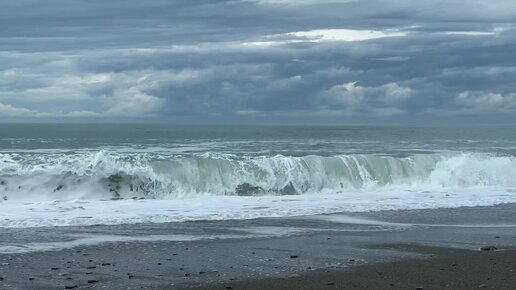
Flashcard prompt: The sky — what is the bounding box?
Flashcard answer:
[1,0,516,124]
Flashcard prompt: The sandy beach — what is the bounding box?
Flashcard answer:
[185,245,516,290]
[1,203,516,289]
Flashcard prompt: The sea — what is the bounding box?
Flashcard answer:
[1,124,516,228]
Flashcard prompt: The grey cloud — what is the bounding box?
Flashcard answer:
[1,0,515,123]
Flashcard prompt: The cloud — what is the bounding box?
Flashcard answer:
[318,82,412,116]
[252,0,356,5]
[288,29,407,42]
[244,28,407,46]
[456,91,516,110]
[0,102,37,117]
[0,0,515,123]
[105,89,164,117]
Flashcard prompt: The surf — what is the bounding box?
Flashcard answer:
[1,151,515,202]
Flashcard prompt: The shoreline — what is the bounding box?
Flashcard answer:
[1,204,516,289]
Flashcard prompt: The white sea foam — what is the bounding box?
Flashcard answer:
[1,151,515,228]
[1,188,515,228]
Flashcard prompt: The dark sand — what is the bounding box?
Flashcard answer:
[1,204,516,289]
[184,245,516,290]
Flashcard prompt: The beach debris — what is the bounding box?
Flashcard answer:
[51,267,59,270]
[101,263,111,266]
[87,266,96,269]
[127,273,135,279]
[87,279,99,283]
[327,282,335,285]
[290,255,299,259]
[480,246,498,251]
[54,185,63,192]
[349,259,355,262]
[184,273,191,276]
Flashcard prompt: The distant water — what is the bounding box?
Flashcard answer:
[1,124,516,228]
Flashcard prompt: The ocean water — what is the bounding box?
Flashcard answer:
[1,124,516,228]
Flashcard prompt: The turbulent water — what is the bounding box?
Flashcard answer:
[1,124,516,228]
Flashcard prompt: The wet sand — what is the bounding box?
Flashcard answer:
[1,204,516,289]
[185,245,516,290]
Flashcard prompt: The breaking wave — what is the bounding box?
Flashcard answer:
[1,151,515,201]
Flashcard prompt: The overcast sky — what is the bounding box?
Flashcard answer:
[1,0,516,124]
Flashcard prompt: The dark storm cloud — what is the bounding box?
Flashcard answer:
[1,0,516,123]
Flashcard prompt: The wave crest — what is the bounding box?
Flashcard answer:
[1,151,515,201]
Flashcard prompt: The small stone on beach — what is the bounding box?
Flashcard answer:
[290,255,298,259]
